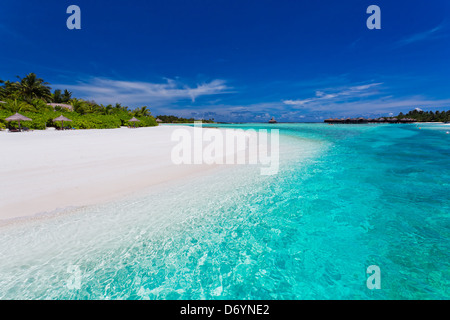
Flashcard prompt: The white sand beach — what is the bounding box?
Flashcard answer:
[0,125,245,223]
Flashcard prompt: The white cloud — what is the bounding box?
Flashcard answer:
[283,98,313,106]
[396,25,447,47]
[151,94,450,122]
[57,77,231,105]
[282,82,382,106]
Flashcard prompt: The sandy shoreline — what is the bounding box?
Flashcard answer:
[0,125,243,224]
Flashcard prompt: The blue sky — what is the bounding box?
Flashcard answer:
[1,0,449,122]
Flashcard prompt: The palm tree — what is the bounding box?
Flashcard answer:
[52,89,63,103]
[3,99,36,113]
[70,98,86,114]
[114,103,126,111]
[62,89,72,102]
[82,101,97,114]
[30,98,52,112]
[134,106,151,117]
[0,80,19,100]
[0,80,4,100]
[16,73,52,102]
[103,104,113,115]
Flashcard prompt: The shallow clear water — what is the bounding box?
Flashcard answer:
[0,123,449,299]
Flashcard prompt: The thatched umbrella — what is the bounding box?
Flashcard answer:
[53,115,73,130]
[156,118,163,123]
[129,117,140,128]
[5,113,32,131]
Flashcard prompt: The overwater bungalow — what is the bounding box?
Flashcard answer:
[357,117,368,123]
[324,118,345,124]
[399,118,416,123]
[268,117,277,123]
[324,117,416,124]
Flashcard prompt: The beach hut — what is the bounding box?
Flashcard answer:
[129,117,140,128]
[156,118,163,123]
[53,115,73,130]
[47,103,73,111]
[5,113,32,131]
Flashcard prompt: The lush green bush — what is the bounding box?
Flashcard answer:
[0,108,158,130]
[0,110,49,130]
[0,73,216,130]
[0,73,160,130]
[125,116,158,128]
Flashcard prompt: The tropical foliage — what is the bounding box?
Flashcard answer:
[52,89,72,103]
[15,73,52,102]
[0,73,158,130]
[395,109,450,122]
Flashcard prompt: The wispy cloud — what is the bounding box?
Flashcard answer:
[56,76,449,122]
[57,77,232,106]
[279,79,450,119]
[183,95,450,122]
[295,95,450,115]
[282,82,382,106]
[396,24,448,47]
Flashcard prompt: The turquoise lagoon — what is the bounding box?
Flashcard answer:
[0,123,448,299]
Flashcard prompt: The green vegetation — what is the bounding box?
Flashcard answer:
[395,109,450,122]
[156,115,215,123]
[0,73,158,130]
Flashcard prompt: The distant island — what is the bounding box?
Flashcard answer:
[155,115,215,124]
[324,109,450,124]
[0,73,213,131]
